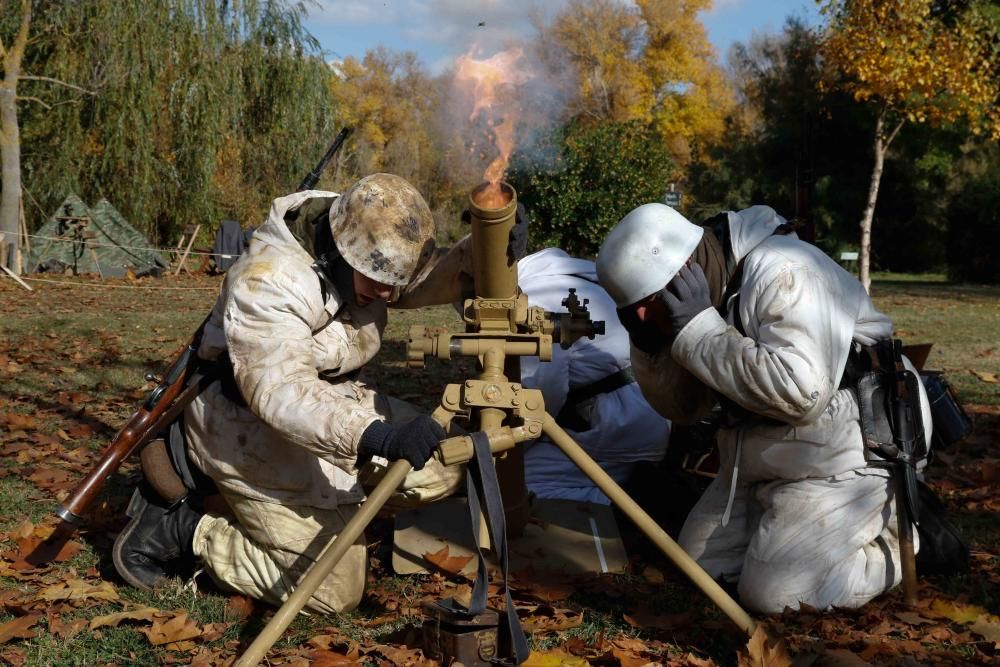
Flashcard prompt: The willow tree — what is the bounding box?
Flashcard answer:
[18,0,335,245]
[820,0,1000,291]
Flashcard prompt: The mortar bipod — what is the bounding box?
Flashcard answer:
[235,415,759,666]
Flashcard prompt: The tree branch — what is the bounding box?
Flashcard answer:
[884,118,905,150]
[16,95,51,110]
[19,75,96,96]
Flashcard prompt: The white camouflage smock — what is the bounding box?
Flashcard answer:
[632,206,932,613]
[183,190,463,612]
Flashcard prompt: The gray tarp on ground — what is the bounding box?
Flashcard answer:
[28,194,168,276]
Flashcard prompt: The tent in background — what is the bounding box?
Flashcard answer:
[28,194,168,277]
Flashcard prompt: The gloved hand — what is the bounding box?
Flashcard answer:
[358,416,446,470]
[617,302,669,356]
[663,264,713,335]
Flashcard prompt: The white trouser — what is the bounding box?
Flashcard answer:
[678,468,913,613]
[192,396,463,613]
[193,492,367,613]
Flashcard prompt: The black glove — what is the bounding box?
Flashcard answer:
[663,264,713,335]
[358,416,445,470]
[617,301,669,356]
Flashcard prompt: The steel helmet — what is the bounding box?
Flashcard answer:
[329,173,436,287]
[596,203,704,307]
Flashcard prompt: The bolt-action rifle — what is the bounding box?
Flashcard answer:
[29,129,352,564]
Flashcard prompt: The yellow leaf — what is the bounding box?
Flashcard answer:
[970,615,1000,648]
[40,579,119,602]
[522,649,589,666]
[140,611,203,646]
[927,598,989,624]
[89,607,161,630]
[737,625,793,667]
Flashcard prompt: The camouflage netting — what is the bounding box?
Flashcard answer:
[27,194,168,277]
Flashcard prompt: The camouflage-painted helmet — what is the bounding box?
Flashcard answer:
[329,173,436,287]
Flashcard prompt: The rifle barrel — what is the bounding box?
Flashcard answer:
[298,127,351,192]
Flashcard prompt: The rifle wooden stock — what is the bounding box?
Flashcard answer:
[57,330,205,524]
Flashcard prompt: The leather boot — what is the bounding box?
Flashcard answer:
[112,482,203,590]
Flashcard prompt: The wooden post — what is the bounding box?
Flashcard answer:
[173,224,200,276]
[14,196,25,274]
[1,263,33,290]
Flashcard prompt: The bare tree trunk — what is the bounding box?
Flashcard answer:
[859,109,903,293]
[0,0,31,273]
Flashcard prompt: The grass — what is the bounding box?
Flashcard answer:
[870,275,1000,405]
[0,270,997,666]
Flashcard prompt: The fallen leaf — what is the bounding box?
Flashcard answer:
[926,598,988,624]
[66,423,95,439]
[369,644,435,666]
[423,545,473,575]
[141,611,202,646]
[0,615,40,644]
[816,648,871,665]
[515,579,576,603]
[610,645,651,667]
[623,607,692,631]
[641,564,665,585]
[971,370,998,383]
[225,595,254,622]
[0,413,38,430]
[969,615,1000,648]
[8,537,83,569]
[522,648,589,666]
[519,604,584,632]
[40,579,119,603]
[893,611,934,626]
[738,625,794,667]
[309,649,362,666]
[89,607,161,630]
[46,613,87,640]
[0,647,27,666]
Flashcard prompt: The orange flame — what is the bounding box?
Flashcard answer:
[454,47,525,206]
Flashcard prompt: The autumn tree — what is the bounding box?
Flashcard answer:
[329,48,440,198]
[819,0,1000,291]
[538,0,733,170]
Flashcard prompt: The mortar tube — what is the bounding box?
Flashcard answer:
[468,182,529,537]
[542,413,759,638]
[468,181,518,301]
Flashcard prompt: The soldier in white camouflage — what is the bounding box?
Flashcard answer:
[113,174,468,613]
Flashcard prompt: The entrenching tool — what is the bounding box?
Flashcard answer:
[235,181,759,665]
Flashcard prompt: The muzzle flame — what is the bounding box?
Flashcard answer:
[454,47,525,208]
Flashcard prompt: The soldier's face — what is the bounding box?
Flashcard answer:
[353,270,393,306]
[634,292,670,330]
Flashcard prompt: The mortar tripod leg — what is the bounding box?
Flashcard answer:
[236,459,413,667]
[541,414,758,638]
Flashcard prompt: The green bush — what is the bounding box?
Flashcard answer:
[946,167,1000,284]
[509,120,675,257]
